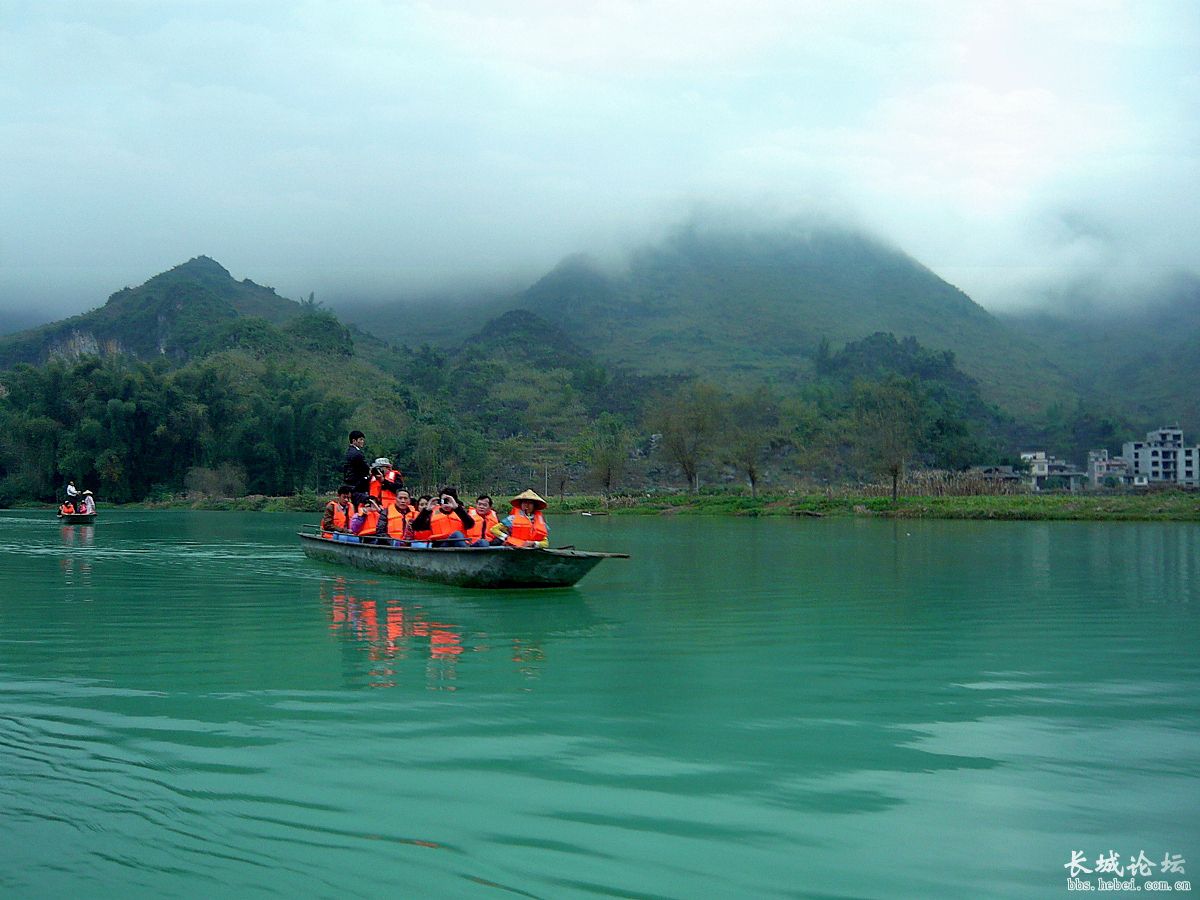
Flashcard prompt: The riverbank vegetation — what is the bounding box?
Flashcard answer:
[549,489,1200,521]
[15,487,1187,522]
[0,256,1161,510]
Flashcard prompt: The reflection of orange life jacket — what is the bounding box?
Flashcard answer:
[414,510,462,542]
[385,505,417,540]
[505,507,547,546]
[464,508,498,542]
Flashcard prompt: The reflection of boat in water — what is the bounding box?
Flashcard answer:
[320,575,607,689]
[57,513,97,525]
[299,529,628,588]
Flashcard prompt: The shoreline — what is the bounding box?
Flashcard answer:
[16,490,1200,522]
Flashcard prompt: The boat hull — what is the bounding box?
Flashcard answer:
[58,513,96,525]
[299,533,623,588]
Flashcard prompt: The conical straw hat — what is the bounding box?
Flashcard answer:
[510,489,547,510]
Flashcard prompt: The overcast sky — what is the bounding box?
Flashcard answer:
[2,0,1198,317]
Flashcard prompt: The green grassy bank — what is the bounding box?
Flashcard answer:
[552,491,1200,521]
[24,489,1199,521]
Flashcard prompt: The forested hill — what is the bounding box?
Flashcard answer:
[343,226,1074,415]
[0,246,1171,505]
[0,256,306,366]
[998,273,1200,437]
[520,228,1079,413]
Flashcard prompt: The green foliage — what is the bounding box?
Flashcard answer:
[649,382,724,492]
[3,251,1157,508]
[371,226,1076,416]
[573,413,632,493]
[199,317,291,358]
[283,310,354,356]
[0,354,351,502]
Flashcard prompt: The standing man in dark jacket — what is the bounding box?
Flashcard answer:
[343,430,370,498]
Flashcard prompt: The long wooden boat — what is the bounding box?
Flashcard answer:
[298,530,628,588]
[58,512,97,525]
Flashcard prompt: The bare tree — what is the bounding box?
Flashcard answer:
[574,412,631,494]
[853,378,922,501]
[652,382,723,492]
[724,386,782,498]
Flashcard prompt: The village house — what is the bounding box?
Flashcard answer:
[1121,427,1200,487]
[1019,451,1087,492]
[1087,449,1131,488]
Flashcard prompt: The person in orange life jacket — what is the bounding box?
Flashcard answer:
[367,458,404,505]
[416,495,431,513]
[464,495,500,546]
[349,496,383,539]
[374,489,418,546]
[411,486,474,548]
[321,485,354,537]
[59,500,76,516]
[490,489,550,548]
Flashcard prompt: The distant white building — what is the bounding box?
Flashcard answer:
[1020,451,1086,492]
[1121,427,1200,487]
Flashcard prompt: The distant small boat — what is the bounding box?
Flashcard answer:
[298,530,628,588]
[58,512,96,525]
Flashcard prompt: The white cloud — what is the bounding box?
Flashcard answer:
[0,0,1197,314]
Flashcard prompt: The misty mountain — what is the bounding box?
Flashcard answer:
[1000,273,1200,436]
[342,225,1073,416]
[0,309,54,339]
[0,256,305,366]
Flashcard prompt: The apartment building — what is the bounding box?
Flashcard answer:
[1121,427,1200,487]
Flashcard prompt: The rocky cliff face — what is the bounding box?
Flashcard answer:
[46,330,128,362]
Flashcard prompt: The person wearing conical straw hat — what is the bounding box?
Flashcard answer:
[490,489,550,548]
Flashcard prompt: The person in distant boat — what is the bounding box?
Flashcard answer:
[411,487,474,548]
[490,490,550,548]
[342,430,370,498]
[65,481,79,500]
[321,485,354,537]
[59,499,76,516]
[375,489,418,545]
[464,494,500,546]
[78,491,96,515]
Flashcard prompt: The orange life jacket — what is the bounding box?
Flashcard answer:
[414,509,462,542]
[380,471,403,507]
[505,507,548,546]
[464,507,498,542]
[368,477,382,500]
[61,502,75,515]
[321,499,351,538]
[355,503,379,536]
[385,505,417,540]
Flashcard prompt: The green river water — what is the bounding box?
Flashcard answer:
[1,510,1197,898]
